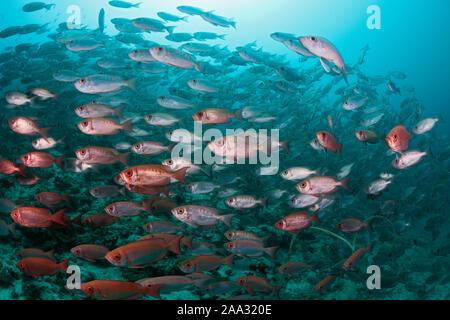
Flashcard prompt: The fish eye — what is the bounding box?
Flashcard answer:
[75,249,80,256]
[160,96,165,100]
[395,159,399,164]
[125,170,133,177]
[196,112,203,117]
[192,80,197,84]
[301,182,306,188]
[393,134,398,141]
[216,140,224,146]
[10,119,15,125]
[87,286,94,294]
[177,208,184,214]
[311,36,316,41]
[239,279,245,285]
[133,50,138,54]
[146,115,152,121]
[280,67,285,71]
[185,262,191,268]
[80,149,86,155]
[227,198,234,204]
[32,140,37,145]
[114,254,121,261]
[322,132,326,138]
[157,47,163,52]
[283,170,288,175]
[81,121,88,127]
[23,155,29,161]
[167,160,173,165]
[168,131,173,136]
[80,78,86,84]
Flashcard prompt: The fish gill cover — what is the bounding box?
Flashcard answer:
[0,0,449,300]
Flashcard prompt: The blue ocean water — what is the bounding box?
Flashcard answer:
[0,0,448,300]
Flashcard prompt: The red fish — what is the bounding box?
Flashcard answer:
[16,248,55,261]
[105,235,183,268]
[0,159,26,176]
[316,131,342,157]
[275,210,320,234]
[385,124,411,154]
[119,165,187,186]
[236,276,280,296]
[82,213,119,228]
[313,274,337,292]
[71,244,109,262]
[35,192,70,207]
[342,244,373,270]
[21,152,64,169]
[17,257,69,277]
[11,207,69,228]
[80,280,162,300]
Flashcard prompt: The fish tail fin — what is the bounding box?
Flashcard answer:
[166,26,176,34]
[259,197,268,208]
[120,119,134,132]
[438,113,446,123]
[311,209,320,223]
[280,140,291,153]
[125,78,137,92]
[218,34,227,40]
[8,223,16,235]
[116,152,129,166]
[337,144,343,158]
[53,155,65,169]
[62,192,70,204]
[47,249,56,261]
[57,258,70,273]
[339,175,351,191]
[46,4,55,10]
[39,127,52,142]
[201,165,212,178]
[133,2,143,8]
[114,104,125,119]
[221,214,236,228]
[364,219,373,231]
[181,16,189,22]
[221,254,234,267]
[266,246,279,259]
[232,108,244,120]
[143,283,162,299]
[166,142,176,152]
[181,234,194,250]
[17,165,27,177]
[167,233,183,255]
[230,20,236,29]
[71,214,82,225]
[51,208,69,226]
[141,198,154,214]
[57,136,66,145]
[172,167,188,184]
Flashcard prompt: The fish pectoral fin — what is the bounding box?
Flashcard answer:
[319,58,331,73]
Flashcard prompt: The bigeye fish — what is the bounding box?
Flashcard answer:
[299,36,347,83]
[74,74,136,94]
[149,46,200,70]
